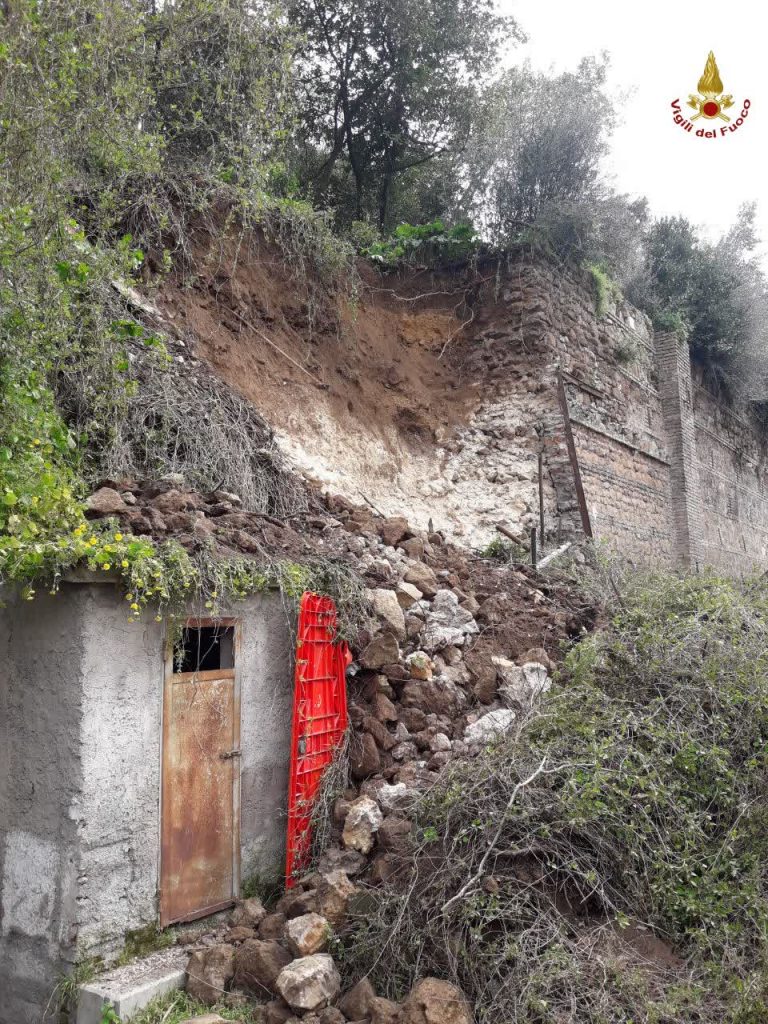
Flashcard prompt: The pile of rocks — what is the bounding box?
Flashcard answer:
[186,890,473,1024]
[175,505,580,1022]
[85,476,593,1021]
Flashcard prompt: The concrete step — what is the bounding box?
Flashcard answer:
[76,948,188,1024]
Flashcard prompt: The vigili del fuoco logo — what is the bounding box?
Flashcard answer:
[671,52,751,138]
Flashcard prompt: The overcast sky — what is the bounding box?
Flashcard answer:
[501,1,767,259]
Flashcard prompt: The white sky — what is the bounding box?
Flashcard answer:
[500,0,768,259]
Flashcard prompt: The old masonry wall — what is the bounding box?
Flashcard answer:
[459,255,768,571]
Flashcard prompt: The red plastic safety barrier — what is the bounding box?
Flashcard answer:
[285,592,350,887]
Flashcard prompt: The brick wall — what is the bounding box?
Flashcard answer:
[470,253,768,572]
[693,381,768,572]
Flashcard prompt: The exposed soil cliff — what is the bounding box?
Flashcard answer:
[154,224,548,549]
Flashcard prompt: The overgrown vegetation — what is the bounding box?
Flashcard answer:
[1,3,766,615]
[0,1,361,617]
[343,571,768,1022]
[115,925,176,968]
[116,990,261,1024]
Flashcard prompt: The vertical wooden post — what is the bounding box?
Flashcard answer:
[537,451,546,550]
[530,526,537,569]
[556,371,593,539]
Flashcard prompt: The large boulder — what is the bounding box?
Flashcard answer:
[377,816,412,853]
[185,945,235,1005]
[284,913,331,956]
[233,939,293,995]
[421,591,478,652]
[496,659,551,707]
[404,563,439,598]
[371,691,398,723]
[359,633,401,670]
[264,1001,293,1024]
[337,977,376,1020]
[377,782,416,814]
[350,731,382,779]
[464,649,498,705]
[518,647,554,672]
[464,709,516,746]
[379,516,410,547]
[371,589,407,640]
[342,796,383,854]
[230,896,267,928]
[315,869,357,925]
[396,582,423,608]
[275,955,341,1012]
[407,651,433,681]
[369,997,401,1024]
[85,486,126,517]
[401,678,467,718]
[401,978,473,1024]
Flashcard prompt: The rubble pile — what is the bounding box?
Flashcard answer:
[85,479,595,1022]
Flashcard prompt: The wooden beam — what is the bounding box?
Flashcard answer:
[556,371,593,539]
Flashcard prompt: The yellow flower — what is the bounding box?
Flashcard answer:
[88,537,98,546]
[126,593,134,601]
[121,559,129,568]
[130,602,139,611]
[102,563,111,571]
[155,615,163,623]
[114,533,123,542]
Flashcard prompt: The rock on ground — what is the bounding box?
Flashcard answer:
[337,977,375,1020]
[185,945,235,1005]
[275,954,341,1012]
[359,633,401,670]
[284,913,331,956]
[371,588,407,640]
[421,590,479,651]
[230,896,267,928]
[233,939,293,995]
[342,796,383,854]
[401,978,473,1024]
[463,708,516,746]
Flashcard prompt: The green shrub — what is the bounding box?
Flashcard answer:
[586,262,621,318]
[363,220,479,267]
[343,570,768,1023]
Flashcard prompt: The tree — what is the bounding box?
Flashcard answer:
[287,0,518,228]
[644,205,768,402]
[143,0,295,182]
[464,57,615,241]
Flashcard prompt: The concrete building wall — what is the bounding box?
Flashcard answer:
[238,592,295,885]
[76,587,165,959]
[0,586,87,1023]
[0,582,294,1023]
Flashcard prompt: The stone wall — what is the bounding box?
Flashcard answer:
[467,257,675,565]
[693,381,768,573]
[467,254,768,571]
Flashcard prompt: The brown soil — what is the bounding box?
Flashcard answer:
[155,223,481,457]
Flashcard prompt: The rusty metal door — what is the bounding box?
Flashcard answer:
[160,619,241,926]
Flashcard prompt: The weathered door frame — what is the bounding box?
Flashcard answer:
[159,617,242,926]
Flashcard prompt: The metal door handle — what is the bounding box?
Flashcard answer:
[220,749,241,760]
